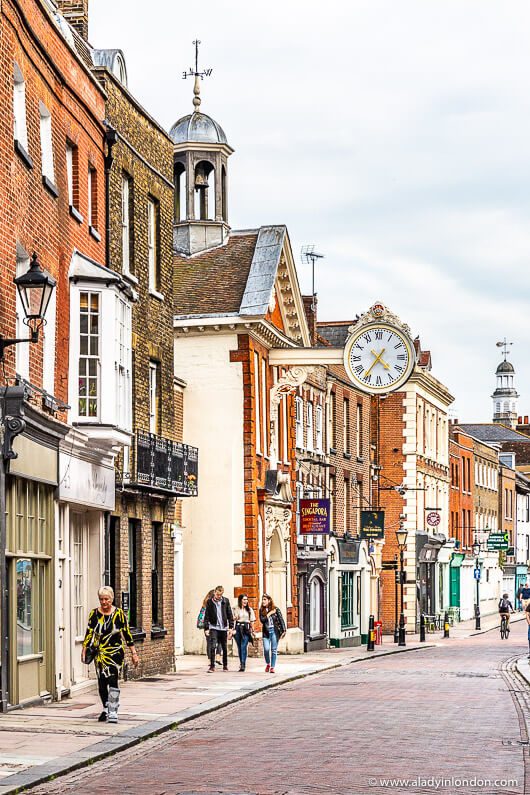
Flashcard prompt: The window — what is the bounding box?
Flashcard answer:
[39,102,54,184]
[343,398,350,453]
[15,248,30,379]
[151,522,162,625]
[296,481,304,538]
[13,63,28,147]
[307,402,314,452]
[88,166,98,230]
[116,296,132,430]
[310,577,323,636]
[128,519,139,627]
[356,404,362,457]
[329,475,335,532]
[174,163,186,222]
[282,388,288,462]
[344,477,350,532]
[66,143,80,212]
[341,571,355,629]
[254,353,261,454]
[295,396,303,449]
[261,358,268,456]
[42,283,56,395]
[16,560,33,656]
[72,517,84,637]
[148,197,160,292]
[122,173,132,274]
[149,360,160,434]
[329,391,336,449]
[315,405,323,453]
[78,291,100,418]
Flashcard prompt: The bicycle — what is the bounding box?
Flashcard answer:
[500,614,510,639]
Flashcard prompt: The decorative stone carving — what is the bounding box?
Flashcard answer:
[348,301,412,337]
[264,503,293,557]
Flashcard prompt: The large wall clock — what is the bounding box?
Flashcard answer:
[343,305,416,394]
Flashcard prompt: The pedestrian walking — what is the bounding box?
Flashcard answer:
[516,584,523,611]
[81,586,138,723]
[526,601,530,658]
[522,582,530,612]
[259,594,286,674]
[233,593,255,672]
[204,585,234,672]
[199,589,224,666]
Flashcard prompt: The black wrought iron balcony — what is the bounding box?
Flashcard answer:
[119,430,198,497]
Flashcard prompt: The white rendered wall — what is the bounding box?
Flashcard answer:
[176,333,245,653]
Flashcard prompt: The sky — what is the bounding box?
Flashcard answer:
[89,0,530,422]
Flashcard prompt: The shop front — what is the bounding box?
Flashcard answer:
[56,430,115,698]
[4,406,66,707]
[328,537,371,647]
[297,554,328,651]
[417,533,445,617]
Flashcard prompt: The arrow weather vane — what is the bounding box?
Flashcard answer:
[496,337,513,361]
[183,39,213,113]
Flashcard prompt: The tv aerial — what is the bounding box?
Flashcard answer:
[301,245,324,311]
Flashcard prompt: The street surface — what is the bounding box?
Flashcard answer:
[31,621,530,794]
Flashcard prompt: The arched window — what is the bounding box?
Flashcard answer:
[221,165,227,221]
[194,160,215,220]
[503,401,509,414]
[309,577,322,636]
[174,162,186,222]
[495,402,501,414]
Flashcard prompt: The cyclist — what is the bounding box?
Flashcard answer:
[498,593,514,630]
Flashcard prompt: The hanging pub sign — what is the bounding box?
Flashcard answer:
[299,498,330,534]
[360,510,385,540]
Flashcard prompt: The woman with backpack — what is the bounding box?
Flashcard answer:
[233,593,255,672]
[259,594,286,674]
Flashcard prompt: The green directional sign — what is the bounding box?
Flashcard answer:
[486,532,509,551]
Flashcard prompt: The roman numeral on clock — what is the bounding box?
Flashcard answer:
[376,376,382,385]
[351,355,361,362]
[354,365,363,375]
[395,365,404,373]
[397,354,406,361]
[375,331,383,340]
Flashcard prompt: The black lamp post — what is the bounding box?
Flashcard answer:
[472,540,481,631]
[0,253,56,712]
[396,526,408,647]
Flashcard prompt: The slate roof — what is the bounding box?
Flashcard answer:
[173,231,259,316]
[240,226,286,316]
[457,424,530,443]
[317,321,356,348]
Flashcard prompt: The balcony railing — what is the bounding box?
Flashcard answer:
[119,431,198,497]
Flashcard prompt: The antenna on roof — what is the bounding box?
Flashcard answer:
[301,245,324,312]
[496,338,513,361]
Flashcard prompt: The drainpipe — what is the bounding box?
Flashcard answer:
[104,124,119,271]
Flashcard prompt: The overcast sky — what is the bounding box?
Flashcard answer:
[90,1,530,422]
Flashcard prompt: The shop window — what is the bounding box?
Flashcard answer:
[341,570,355,629]
[151,522,163,626]
[16,559,33,656]
[78,291,100,418]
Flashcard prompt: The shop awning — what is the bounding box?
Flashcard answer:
[418,535,445,564]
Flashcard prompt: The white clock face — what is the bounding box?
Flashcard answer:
[343,323,415,394]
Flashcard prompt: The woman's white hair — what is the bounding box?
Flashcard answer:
[98,585,114,599]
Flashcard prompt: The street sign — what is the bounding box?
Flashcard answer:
[474,568,481,580]
[486,532,509,551]
[426,512,441,527]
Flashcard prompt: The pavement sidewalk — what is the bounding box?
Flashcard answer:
[0,609,522,794]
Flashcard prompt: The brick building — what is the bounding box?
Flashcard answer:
[317,321,373,647]
[448,426,474,619]
[0,0,110,705]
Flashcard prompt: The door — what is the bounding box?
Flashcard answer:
[449,565,460,607]
[70,513,88,686]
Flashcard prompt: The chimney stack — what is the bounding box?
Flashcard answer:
[56,0,89,40]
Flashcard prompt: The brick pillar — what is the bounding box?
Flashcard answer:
[56,0,89,40]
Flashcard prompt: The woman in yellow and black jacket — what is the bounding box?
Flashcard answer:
[82,586,138,723]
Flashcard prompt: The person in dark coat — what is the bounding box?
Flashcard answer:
[204,585,234,672]
[259,593,286,674]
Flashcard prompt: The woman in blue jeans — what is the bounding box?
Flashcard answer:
[259,594,286,673]
[233,594,255,672]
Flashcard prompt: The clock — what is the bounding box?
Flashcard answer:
[343,321,416,394]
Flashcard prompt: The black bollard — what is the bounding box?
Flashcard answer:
[419,613,426,643]
[367,614,375,651]
[443,611,450,638]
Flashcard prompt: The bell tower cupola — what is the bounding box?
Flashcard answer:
[170,40,234,256]
[492,339,519,429]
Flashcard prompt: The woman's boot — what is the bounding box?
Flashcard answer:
[98,704,108,722]
[107,687,120,723]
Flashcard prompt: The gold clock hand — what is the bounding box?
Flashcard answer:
[365,348,389,378]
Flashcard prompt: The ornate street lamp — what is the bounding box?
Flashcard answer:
[472,541,481,630]
[396,526,408,646]
[0,253,56,359]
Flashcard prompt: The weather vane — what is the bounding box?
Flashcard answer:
[183,39,213,113]
[496,337,513,361]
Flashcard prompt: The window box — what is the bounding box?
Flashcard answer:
[14,139,33,169]
[69,205,83,224]
[42,175,59,198]
[150,626,167,640]
[89,225,101,242]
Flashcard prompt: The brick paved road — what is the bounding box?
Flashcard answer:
[33,622,530,794]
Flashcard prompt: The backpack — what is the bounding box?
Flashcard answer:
[197,605,206,629]
[499,597,510,612]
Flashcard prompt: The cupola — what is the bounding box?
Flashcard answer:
[492,339,519,429]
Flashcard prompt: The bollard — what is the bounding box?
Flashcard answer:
[419,613,426,643]
[443,611,450,638]
[367,614,375,651]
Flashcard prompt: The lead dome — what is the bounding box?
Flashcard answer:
[169,112,227,145]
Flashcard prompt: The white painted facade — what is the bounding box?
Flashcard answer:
[176,333,245,653]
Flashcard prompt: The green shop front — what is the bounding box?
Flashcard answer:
[4,406,65,706]
[328,537,371,647]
